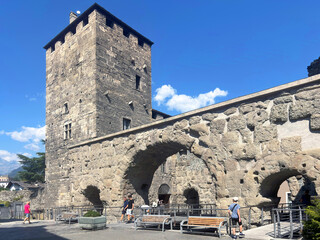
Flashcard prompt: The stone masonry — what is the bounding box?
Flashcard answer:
[44,4,320,223]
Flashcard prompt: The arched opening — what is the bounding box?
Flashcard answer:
[183,188,199,206]
[260,170,317,206]
[124,142,188,205]
[158,184,171,206]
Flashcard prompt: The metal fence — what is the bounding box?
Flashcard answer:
[273,205,307,239]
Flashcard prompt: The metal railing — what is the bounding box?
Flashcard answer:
[273,205,307,239]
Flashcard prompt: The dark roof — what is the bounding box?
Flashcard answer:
[44,3,153,50]
[152,109,171,118]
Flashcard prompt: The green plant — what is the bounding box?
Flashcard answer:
[0,187,9,192]
[83,210,101,217]
[303,198,320,240]
[13,195,23,201]
[0,201,11,207]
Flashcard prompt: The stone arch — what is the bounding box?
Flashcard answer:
[158,184,171,205]
[123,141,190,205]
[183,188,200,206]
[256,152,320,206]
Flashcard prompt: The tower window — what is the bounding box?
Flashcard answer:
[106,18,114,28]
[123,118,131,130]
[138,38,144,47]
[64,123,72,139]
[64,103,69,114]
[136,75,141,90]
[123,29,130,38]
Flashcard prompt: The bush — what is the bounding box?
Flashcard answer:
[0,187,9,192]
[303,198,320,240]
[83,210,101,217]
[0,201,11,207]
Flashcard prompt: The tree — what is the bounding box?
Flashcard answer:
[303,198,320,240]
[17,152,45,183]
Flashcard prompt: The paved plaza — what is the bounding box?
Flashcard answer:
[0,220,231,240]
[1,219,299,240]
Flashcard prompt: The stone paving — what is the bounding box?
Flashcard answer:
[0,220,231,240]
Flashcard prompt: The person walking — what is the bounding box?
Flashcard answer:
[126,195,134,223]
[228,197,244,239]
[23,202,32,224]
[120,196,128,222]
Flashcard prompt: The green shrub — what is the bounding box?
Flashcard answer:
[0,187,9,192]
[83,210,101,217]
[303,198,320,240]
[0,201,11,207]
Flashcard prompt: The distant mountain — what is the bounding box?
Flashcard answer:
[8,166,23,179]
[0,159,20,176]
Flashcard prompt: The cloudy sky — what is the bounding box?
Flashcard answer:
[1,0,320,172]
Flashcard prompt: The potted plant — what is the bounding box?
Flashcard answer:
[79,210,106,230]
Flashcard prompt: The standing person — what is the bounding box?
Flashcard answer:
[126,195,134,223]
[228,197,244,239]
[23,202,31,224]
[120,196,128,222]
[300,190,312,206]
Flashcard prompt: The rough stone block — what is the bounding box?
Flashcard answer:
[273,95,293,104]
[210,119,226,134]
[224,107,237,116]
[289,100,312,120]
[239,103,255,114]
[254,125,277,142]
[246,110,268,129]
[227,115,246,131]
[189,123,209,137]
[202,113,218,121]
[310,114,320,131]
[270,104,288,123]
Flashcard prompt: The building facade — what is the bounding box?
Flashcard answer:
[45,3,320,223]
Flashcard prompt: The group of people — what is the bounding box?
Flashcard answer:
[120,195,135,223]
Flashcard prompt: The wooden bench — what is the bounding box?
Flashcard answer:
[134,215,172,232]
[56,212,79,224]
[180,216,228,238]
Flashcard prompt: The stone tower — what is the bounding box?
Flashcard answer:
[44,3,154,206]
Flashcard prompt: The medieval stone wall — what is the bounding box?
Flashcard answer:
[45,77,320,222]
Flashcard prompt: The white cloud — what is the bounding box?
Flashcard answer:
[154,85,228,113]
[2,126,45,143]
[24,143,40,152]
[154,85,176,105]
[0,126,45,153]
[0,150,19,162]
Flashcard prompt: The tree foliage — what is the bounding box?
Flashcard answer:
[303,198,320,240]
[17,152,45,183]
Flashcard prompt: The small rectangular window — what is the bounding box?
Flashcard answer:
[123,29,130,38]
[136,75,141,90]
[64,103,69,114]
[123,118,131,130]
[64,123,72,139]
[51,45,55,53]
[106,18,114,28]
[138,38,144,47]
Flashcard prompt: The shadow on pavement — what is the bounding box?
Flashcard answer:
[2,224,69,240]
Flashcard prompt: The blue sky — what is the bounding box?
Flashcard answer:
[1,0,320,173]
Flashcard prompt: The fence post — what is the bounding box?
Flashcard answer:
[289,209,293,239]
[260,207,264,225]
[273,209,277,238]
[276,209,280,237]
